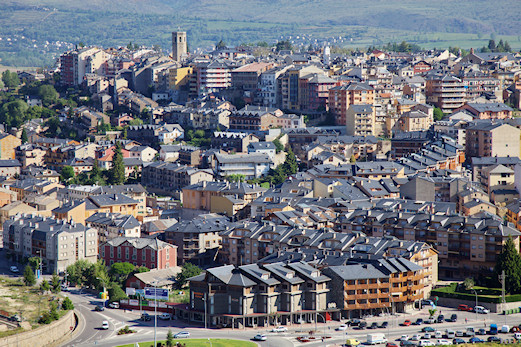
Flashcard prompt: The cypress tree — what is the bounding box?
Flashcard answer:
[494,237,521,294]
[110,143,125,185]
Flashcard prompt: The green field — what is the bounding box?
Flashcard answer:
[117,338,256,347]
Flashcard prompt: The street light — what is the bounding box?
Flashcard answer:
[471,289,478,322]
[203,293,207,330]
[152,279,159,347]
[316,313,327,338]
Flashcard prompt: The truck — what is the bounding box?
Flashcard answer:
[490,324,498,335]
[367,333,388,345]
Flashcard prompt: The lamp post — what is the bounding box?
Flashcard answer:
[316,313,327,337]
[471,289,478,322]
[153,280,159,347]
[203,293,207,330]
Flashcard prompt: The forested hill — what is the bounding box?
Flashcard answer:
[2,0,521,66]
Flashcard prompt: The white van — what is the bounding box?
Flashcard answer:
[367,334,388,345]
[501,325,510,333]
[445,330,455,339]
[466,327,475,337]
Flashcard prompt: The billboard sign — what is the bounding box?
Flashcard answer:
[145,287,169,300]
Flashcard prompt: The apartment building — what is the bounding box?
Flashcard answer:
[231,62,272,91]
[337,209,521,279]
[60,47,110,86]
[465,122,520,159]
[163,214,229,266]
[211,132,260,153]
[457,103,513,120]
[425,75,466,113]
[3,214,98,273]
[0,134,21,160]
[195,60,235,95]
[346,104,375,136]
[394,110,433,133]
[213,153,273,179]
[85,212,140,242]
[324,258,425,317]
[141,162,214,195]
[187,261,332,328]
[99,236,177,269]
[258,66,292,108]
[328,83,375,126]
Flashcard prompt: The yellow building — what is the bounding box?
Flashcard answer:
[85,193,139,218]
[168,66,193,90]
[0,134,21,159]
[52,201,87,225]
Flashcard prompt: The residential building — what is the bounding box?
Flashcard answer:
[15,144,46,167]
[328,83,374,126]
[457,103,513,120]
[3,214,98,273]
[465,122,520,159]
[211,132,260,153]
[141,162,214,195]
[99,236,177,269]
[0,134,21,160]
[426,75,466,113]
[346,104,375,136]
[0,159,21,178]
[86,212,141,242]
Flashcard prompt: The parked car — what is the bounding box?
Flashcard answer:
[174,331,190,338]
[387,343,399,347]
[434,331,442,339]
[422,327,435,333]
[359,322,368,329]
[419,340,435,347]
[515,333,521,341]
[401,341,418,347]
[108,302,119,309]
[400,335,409,342]
[9,266,18,273]
[455,331,465,337]
[380,321,389,329]
[350,319,361,327]
[413,318,423,325]
[101,321,109,330]
[436,339,451,346]
[337,324,348,331]
[487,336,501,343]
[140,313,151,321]
[458,304,472,311]
[466,327,476,337]
[476,328,486,335]
[403,320,412,326]
[469,337,484,344]
[421,300,434,307]
[436,315,444,323]
[474,306,489,314]
[94,305,104,312]
[450,314,457,322]
[272,326,288,333]
[369,322,379,329]
[425,317,435,324]
[422,333,431,339]
[500,325,510,333]
[253,334,267,341]
[411,335,421,341]
[159,313,171,320]
[452,338,466,344]
[445,330,455,339]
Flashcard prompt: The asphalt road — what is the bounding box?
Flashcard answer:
[61,289,521,347]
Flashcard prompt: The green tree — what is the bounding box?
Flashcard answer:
[28,256,40,271]
[66,259,93,286]
[2,70,20,90]
[110,262,136,284]
[61,166,75,181]
[175,263,202,289]
[23,265,36,286]
[463,277,475,291]
[276,40,293,52]
[38,84,59,106]
[226,174,245,183]
[21,128,28,144]
[273,139,284,153]
[108,283,128,303]
[433,107,445,121]
[51,273,61,293]
[166,329,174,347]
[494,237,521,294]
[282,147,298,176]
[0,77,4,90]
[216,40,227,50]
[50,301,59,320]
[62,297,74,310]
[488,39,496,52]
[40,279,50,293]
[0,99,29,129]
[110,143,125,185]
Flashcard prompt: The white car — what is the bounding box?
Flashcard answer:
[455,331,465,337]
[101,321,109,330]
[174,331,190,338]
[436,339,451,346]
[158,313,171,320]
[425,317,435,324]
[108,302,119,309]
[422,333,431,339]
[434,331,442,339]
[411,334,421,341]
[254,334,267,341]
[272,326,288,333]
[400,335,409,342]
[419,341,435,347]
[337,324,348,331]
[10,266,18,273]
[474,306,490,314]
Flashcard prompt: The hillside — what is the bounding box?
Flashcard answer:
[1,0,521,66]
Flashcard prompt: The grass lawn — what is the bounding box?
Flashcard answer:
[117,339,256,347]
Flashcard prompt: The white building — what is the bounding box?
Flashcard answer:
[214,153,273,179]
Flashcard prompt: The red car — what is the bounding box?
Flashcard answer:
[402,320,412,326]
[458,304,472,311]
[387,343,399,347]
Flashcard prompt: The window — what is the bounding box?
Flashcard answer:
[142,250,146,261]
[125,248,129,259]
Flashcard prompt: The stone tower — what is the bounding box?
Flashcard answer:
[172,31,187,62]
